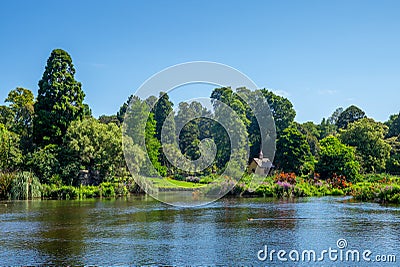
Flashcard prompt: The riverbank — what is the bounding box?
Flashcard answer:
[236,173,400,204]
[1,172,400,204]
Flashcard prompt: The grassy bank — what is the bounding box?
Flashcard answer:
[1,171,400,204]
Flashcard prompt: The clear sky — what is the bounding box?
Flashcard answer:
[1,0,399,123]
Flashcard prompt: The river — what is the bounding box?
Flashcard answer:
[0,196,399,266]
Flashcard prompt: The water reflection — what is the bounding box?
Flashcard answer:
[0,196,399,266]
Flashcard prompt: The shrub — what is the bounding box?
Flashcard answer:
[0,172,16,199]
[255,183,274,197]
[173,173,185,181]
[10,172,41,200]
[185,176,200,183]
[54,186,78,200]
[114,183,128,196]
[100,182,116,197]
[78,185,100,199]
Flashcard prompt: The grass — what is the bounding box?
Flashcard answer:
[148,177,205,189]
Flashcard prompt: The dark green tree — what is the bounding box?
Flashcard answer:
[296,122,320,156]
[26,144,60,184]
[0,105,14,128]
[33,49,85,146]
[385,136,400,175]
[336,105,366,129]
[275,125,313,174]
[98,115,120,125]
[117,95,133,123]
[385,112,400,138]
[153,92,175,141]
[260,89,296,136]
[122,95,163,176]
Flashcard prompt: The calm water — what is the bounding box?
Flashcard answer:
[0,196,399,266]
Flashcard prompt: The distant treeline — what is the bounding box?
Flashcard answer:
[1,49,400,189]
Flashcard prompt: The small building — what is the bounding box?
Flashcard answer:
[248,151,273,176]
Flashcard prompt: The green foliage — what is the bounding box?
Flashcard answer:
[175,101,210,162]
[5,87,35,152]
[351,180,400,204]
[260,89,296,135]
[44,185,78,200]
[153,92,175,142]
[98,115,120,125]
[385,112,400,138]
[385,136,400,175]
[0,123,22,172]
[340,118,391,173]
[0,105,14,129]
[316,136,360,181]
[275,125,313,175]
[34,49,85,147]
[64,118,129,184]
[336,105,366,129]
[100,182,116,197]
[319,117,337,140]
[10,172,41,200]
[0,172,16,199]
[296,122,320,156]
[76,185,99,198]
[26,144,60,184]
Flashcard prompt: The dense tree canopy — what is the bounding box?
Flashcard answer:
[34,49,85,147]
[0,123,22,172]
[260,89,296,135]
[275,125,312,175]
[1,48,400,192]
[336,105,366,129]
[386,112,400,138]
[64,118,128,184]
[316,136,360,181]
[340,118,390,173]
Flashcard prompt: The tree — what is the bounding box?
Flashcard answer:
[297,122,320,156]
[153,92,175,142]
[26,144,60,184]
[34,49,85,146]
[0,123,22,172]
[275,125,313,175]
[319,118,337,139]
[385,112,400,138]
[5,87,35,151]
[63,118,129,184]
[98,115,120,125]
[117,95,133,123]
[327,107,343,125]
[340,118,390,173]
[385,136,400,175]
[336,105,366,129]
[316,136,360,181]
[318,107,343,139]
[175,101,211,161]
[212,101,248,178]
[0,105,14,130]
[122,95,162,176]
[260,89,296,135]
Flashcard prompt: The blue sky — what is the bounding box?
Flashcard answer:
[1,0,399,123]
